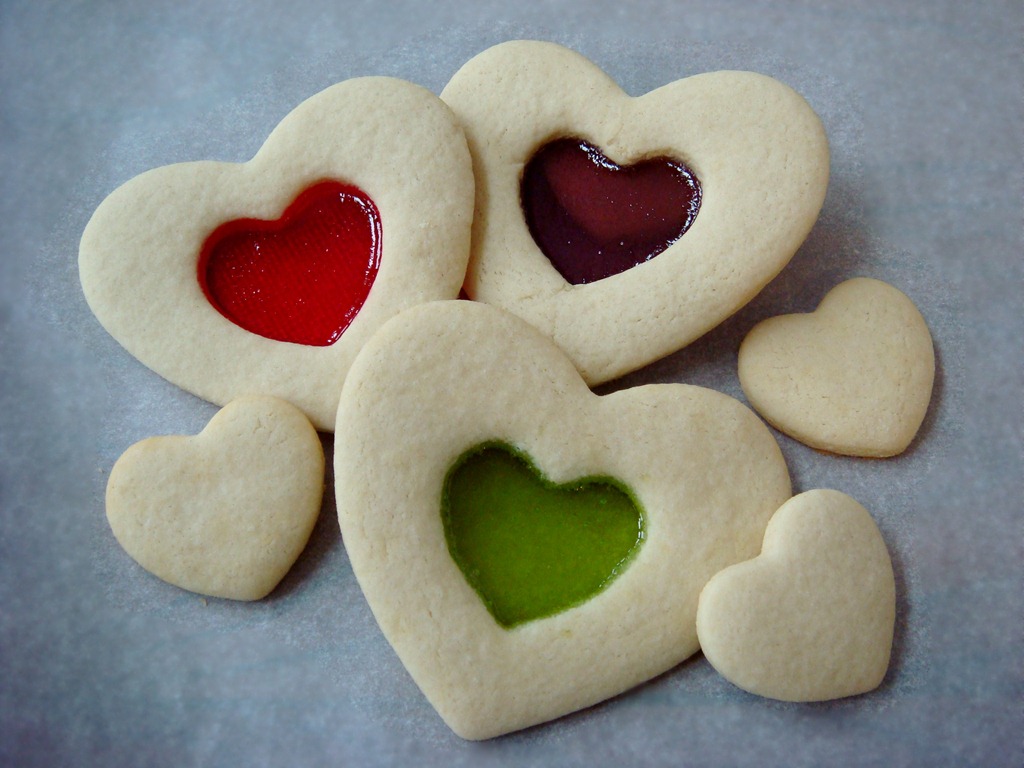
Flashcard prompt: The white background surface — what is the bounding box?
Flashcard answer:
[1,2,1020,765]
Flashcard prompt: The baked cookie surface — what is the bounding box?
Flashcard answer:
[738,277,935,456]
[696,489,896,702]
[106,396,325,601]
[80,77,474,430]
[440,40,829,384]
[334,300,791,739]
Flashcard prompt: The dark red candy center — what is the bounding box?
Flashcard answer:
[521,138,701,285]
[198,181,381,346]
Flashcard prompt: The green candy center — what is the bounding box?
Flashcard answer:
[441,442,645,629]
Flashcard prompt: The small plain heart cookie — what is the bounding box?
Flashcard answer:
[334,300,791,739]
[106,396,324,601]
[696,489,896,701]
[80,77,474,430]
[440,40,829,384]
[738,277,935,457]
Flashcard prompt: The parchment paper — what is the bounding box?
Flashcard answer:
[2,4,1020,766]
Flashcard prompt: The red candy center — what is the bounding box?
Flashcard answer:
[198,181,381,346]
[521,138,701,285]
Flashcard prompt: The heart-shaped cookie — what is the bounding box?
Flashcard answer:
[80,77,474,430]
[440,41,829,384]
[334,301,791,739]
[696,489,895,702]
[738,277,935,457]
[106,396,324,601]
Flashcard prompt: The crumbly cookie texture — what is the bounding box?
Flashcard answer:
[106,396,324,601]
[334,300,791,739]
[696,489,895,702]
[440,40,829,385]
[80,77,474,430]
[738,277,935,457]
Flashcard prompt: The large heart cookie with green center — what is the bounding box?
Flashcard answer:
[440,41,829,384]
[334,301,791,739]
[80,77,473,430]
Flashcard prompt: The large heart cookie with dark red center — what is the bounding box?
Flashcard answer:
[441,41,829,384]
[334,301,791,739]
[80,78,474,430]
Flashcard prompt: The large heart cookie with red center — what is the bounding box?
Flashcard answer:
[80,77,474,430]
[441,41,829,384]
[334,301,791,739]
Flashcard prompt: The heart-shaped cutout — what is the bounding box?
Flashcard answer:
[696,489,895,701]
[522,138,701,284]
[738,277,935,456]
[200,181,381,346]
[106,396,324,601]
[442,442,644,628]
[441,41,829,384]
[335,301,791,739]
[80,77,473,429]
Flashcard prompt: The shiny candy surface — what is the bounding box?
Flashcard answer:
[521,138,701,284]
[442,442,645,628]
[199,181,381,346]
